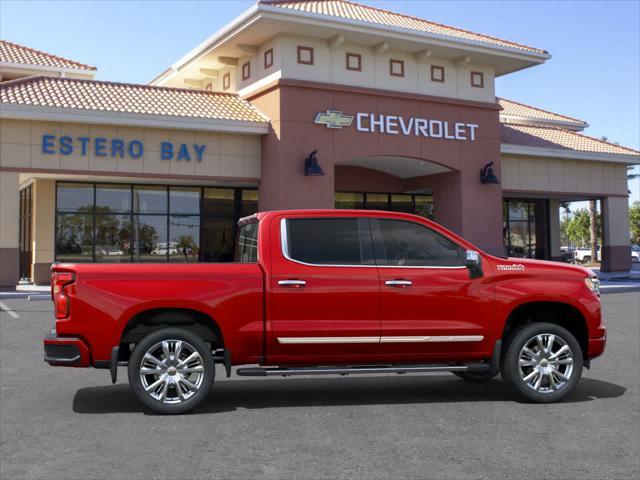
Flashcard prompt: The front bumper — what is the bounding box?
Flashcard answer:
[588,326,607,359]
[44,329,90,367]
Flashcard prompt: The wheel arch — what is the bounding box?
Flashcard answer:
[117,307,224,360]
[501,301,589,359]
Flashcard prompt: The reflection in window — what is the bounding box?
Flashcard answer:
[334,192,433,219]
[133,186,167,214]
[170,216,200,262]
[56,213,94,262]
[375,219,463,267]
[133,215,168,262]
[95,214,131,262]
[96,184,131,213]
[57,183,93,212]
[170,187,200,215]
[55,183,258,263]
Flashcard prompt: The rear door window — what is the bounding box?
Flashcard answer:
[373,219,464,267]
[284,218,373,265]
[235,222,259,262]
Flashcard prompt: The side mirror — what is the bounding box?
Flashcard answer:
[465,250,483,279]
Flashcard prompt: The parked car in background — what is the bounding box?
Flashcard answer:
[574,246,601,264]
[631,245,640,263]
[44,210,605,414]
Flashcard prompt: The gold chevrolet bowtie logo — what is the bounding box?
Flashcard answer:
[314,110,354,129]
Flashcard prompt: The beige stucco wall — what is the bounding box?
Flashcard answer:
[32,179,55,264]
[603,196,631,246]
[501,155,628,195]
[0,171,19,249]
[237,35,495,102]
[0,119,261,179]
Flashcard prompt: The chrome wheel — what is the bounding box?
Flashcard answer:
[518,334,574,393]
[139,339,205,404]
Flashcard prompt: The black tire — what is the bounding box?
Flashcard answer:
[453,371,498,382]
[582,256,591,264]
[128,327,214,414]
[501,323,583,403]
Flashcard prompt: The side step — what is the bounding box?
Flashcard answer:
[236,362,490,377]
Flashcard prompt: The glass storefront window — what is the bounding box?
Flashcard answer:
[133,215,169,262]
[169,215,200,262]
[95,214,131,262]
[96,184,131,213]
[334,192,433,218]
[56,213,94,262]
[414,196,434,219]
[57,183,93,212]
[133,186,167,214]
[170,187,200,215]
[503,199,545,259]
[55,182,257,263]
[241,189,259,218]
[390,194,413,214]
[201,188,235,262]
[335,192,365,209]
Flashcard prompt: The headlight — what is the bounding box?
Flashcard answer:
[585,277,600,297]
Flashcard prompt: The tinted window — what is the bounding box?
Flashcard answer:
[286,218,371,265]
[374,219,464,267]
[235,222,259,262]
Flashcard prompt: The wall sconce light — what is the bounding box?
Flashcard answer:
[480,161,500,184]
[304,149,325,176]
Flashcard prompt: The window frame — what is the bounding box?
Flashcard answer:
[389,59,405,77]
[222,72,231,90]
[241,61,251,81]
[297,46,314,65]
[264,48,273,69]
[430,65,445,83]
[470,71,484,88]
[346,52,362,71]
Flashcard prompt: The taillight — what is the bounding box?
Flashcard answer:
[51,271,75,319]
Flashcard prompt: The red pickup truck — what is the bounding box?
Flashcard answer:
[45,210,605,414]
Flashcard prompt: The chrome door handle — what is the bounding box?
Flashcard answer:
[385,280,412,287]
[278,279,306,287]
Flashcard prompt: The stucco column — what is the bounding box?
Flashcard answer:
[549,199,562,262]
[32,179,56,284]
[601,196,631,272]
[0,172,19,287]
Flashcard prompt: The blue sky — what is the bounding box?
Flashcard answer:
[1,0,638,204]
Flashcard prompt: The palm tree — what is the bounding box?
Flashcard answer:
[589,200,598,264]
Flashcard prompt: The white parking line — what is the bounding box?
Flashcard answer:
[0,301,19,319]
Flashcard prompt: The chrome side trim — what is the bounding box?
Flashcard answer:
[278,337,380,344]
[279,217,466,269]
[380,335,484,343]
[277,335,485,344]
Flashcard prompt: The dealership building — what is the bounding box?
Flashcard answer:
[1,0,638,286]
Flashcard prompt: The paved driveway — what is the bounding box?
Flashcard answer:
[1,289,638,480]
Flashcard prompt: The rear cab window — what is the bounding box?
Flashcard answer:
[235,220,259,262]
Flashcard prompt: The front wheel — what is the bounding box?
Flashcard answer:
[501,323,583,403]
[128,327,215,414]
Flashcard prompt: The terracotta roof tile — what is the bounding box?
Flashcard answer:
[501,123,639,156]
[260,0,547,54]
[498,98,587,127]
[0,40,96,71]
[0,76,269,123]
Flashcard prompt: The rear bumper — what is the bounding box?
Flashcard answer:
[44,329,90,367]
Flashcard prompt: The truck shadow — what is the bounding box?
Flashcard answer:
[72,375,627,415]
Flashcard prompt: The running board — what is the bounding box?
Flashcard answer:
[236,363,490,377]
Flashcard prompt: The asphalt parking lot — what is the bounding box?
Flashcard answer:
[1,288,639,480]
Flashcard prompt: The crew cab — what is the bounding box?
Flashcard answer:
[44,210,606,414]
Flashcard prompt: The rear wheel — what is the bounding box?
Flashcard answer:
[581,256,592,264]
[128,327,214,414]
[502,323,583,403]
